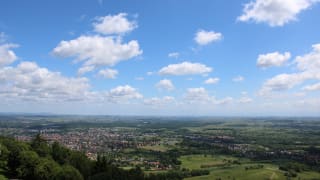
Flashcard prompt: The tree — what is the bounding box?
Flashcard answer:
[31,134,50,157]
[6,140,29,174]
[56,165,83,180]
[34,158,61,180]
[68,151,92,179]
[16,150,40,179]
[0,143,9,169]
[128,166,144,180]
[51,141,71,165]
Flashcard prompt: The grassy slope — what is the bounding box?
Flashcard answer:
[180,155,320,180]
[185,164,286,180]
[179,154,237,169]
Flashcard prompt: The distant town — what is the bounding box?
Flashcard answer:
[1,115,320,179]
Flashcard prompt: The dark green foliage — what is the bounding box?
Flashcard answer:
[128,166,144,180]
[0,142,9,169]
[190,169,210,176]
[244,164,264,170]
[51,141,71,165]
[56,165,83,180]
[68,151,92,179]
[33,158,61,180]
[31,134,51,157]
[279,162,308,172]
[16,150,40,179]
[146,169,210,180]
[5,139,29,174]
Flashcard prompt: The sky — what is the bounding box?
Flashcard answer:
[0,0,320,116]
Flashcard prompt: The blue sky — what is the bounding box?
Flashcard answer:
[0,0,320,116]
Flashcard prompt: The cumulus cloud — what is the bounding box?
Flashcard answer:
[98,68,118,79]
[106,85,143,103]
[215,97,234,105]
[93,13,137,35]
[259,43,320,95]
[155,79,175,91]
[159,61,212,76]
[257,51,291,68]
[204,77,220,84]
[0,44,19,67]
[233,76,244,82]
[238,97,253,103]
[194,30,222,45]
[53,13,141,75]
[184,87,233,105]
[0,61,91,102]
[261,73,304,92]
[53,35,142,73]
[238,0,320,26]
[144,96,175,107]
[168,52,180,58]
[184,87,211,103]
[78,66,95,75]
[295,44,320,73]
[0,60,144,104]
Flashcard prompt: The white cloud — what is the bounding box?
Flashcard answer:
[0,61,91,102]
[168,52,180,58]
[0,60,144,104]
[295,44,320,74]
[259,43,320,95]
[98,68,118,79]
[204,77,220,84]
[0,44,19,67]
[93,13,137,35]
[184,87,233,105]
[257,51,291,68]
[215,97,233,105]
[155,79,175,91]
[53,35,142,72]
[144,96,175,107]
[261,73,304,92]
[238,0,320,27]
[78,66,95,75]
[106,85,142,103]
[238,97,253,103]
[302,82,320,91]
[159,61,212,76]
[233,76,244,82]
[184,87,211,103]
[194,30,222,45]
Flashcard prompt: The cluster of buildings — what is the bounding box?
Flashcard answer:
[12,127,165,162]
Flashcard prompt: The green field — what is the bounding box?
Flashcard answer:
[180,155,320,180]
[179,154,238,169]
[185,163,287,180]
